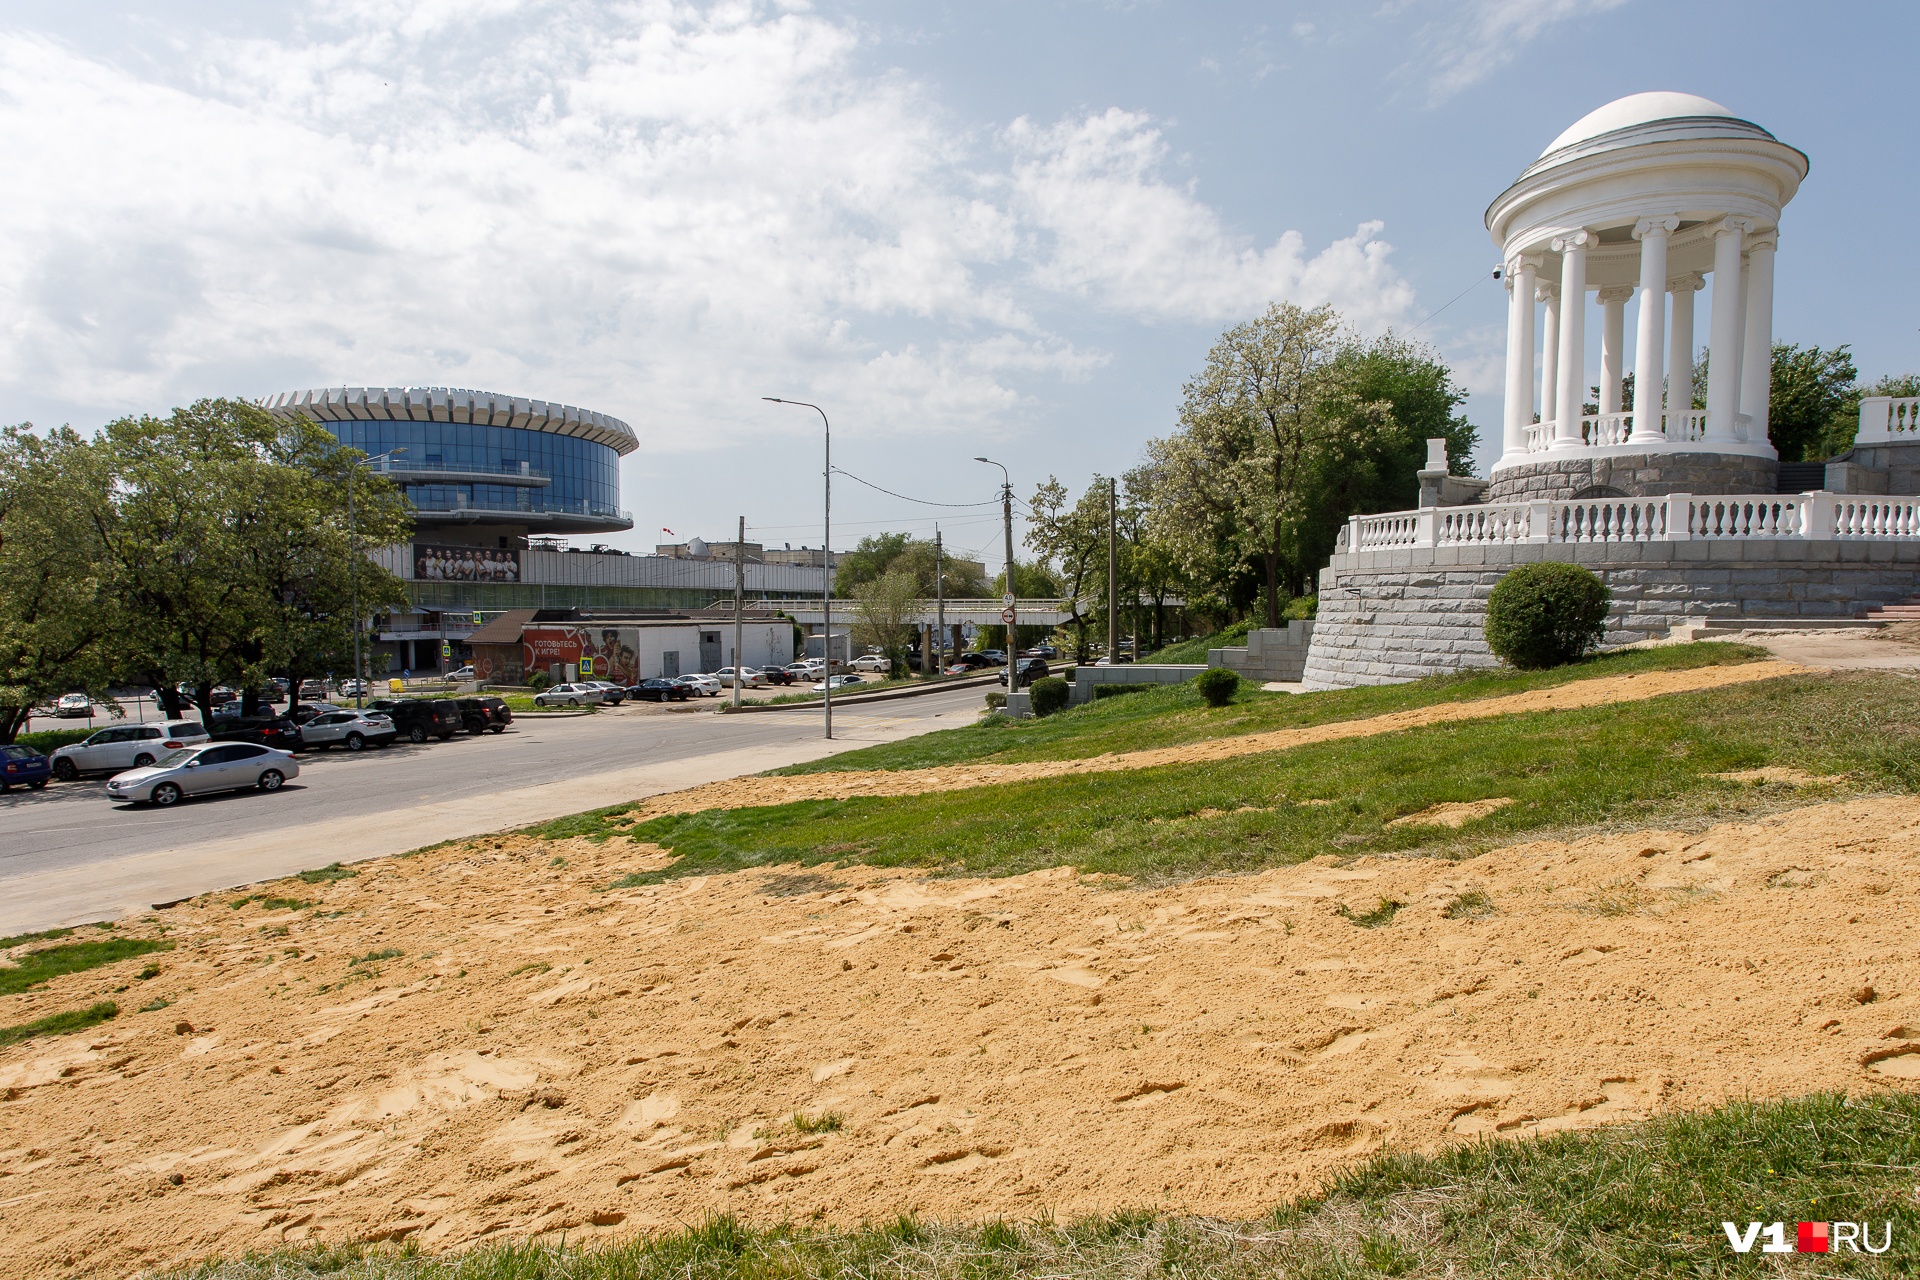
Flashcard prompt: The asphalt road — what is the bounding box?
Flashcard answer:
[0,685,987,932]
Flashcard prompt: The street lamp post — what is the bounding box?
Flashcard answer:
[348,448,406,709]
[975,457,1015,703]
[763,398,833,740]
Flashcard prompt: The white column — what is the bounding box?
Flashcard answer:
[1538,283,1560,435]
[1551,230,1591,449]
[1739,231,1777,444]
[1705,218,1752,442]
[1500,254,1539,465]
[1629,217,1676,443]
[1667,273,1703,433]
[1598,286,1632,414]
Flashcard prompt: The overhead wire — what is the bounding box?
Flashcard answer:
[1405,266,1503,335]
[828,466,1001,509]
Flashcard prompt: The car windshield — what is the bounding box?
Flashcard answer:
[156,748,199,767]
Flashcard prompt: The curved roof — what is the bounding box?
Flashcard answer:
[261,386,637,456]
[1541,92,1741,156]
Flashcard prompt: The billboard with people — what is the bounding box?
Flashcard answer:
[520,626,640,686]
[413,543,521,582]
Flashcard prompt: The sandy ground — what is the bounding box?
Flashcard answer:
[3,790,1919,1277]
[605,660,1808,821]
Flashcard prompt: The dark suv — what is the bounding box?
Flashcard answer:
[207,714,306,753]
[367,698,462,743]
[996,657,1050,689]
[456,696,512,735]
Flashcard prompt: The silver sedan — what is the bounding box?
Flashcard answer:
[104,742,301,807]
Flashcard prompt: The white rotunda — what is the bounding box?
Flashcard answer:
[1485,91,1808,501]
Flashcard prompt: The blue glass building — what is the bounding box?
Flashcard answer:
[262,386,636,536]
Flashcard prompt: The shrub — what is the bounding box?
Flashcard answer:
[526,670,552,691]
[1283,594,1318,621]
[1193,668,1240,707]
[1484,562,1612,669]
[983,691,1007,710]
[1028,675,1069,717]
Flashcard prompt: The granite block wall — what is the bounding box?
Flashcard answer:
[1485,451,1777,503]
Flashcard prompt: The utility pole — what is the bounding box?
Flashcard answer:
[732,515,745,709]
[934,526,946,678]
[348,446,405,708]
[763,398,832,738]
[1107,475,1118,665]
[976,457,1014,697]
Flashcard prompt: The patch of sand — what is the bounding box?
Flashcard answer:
[612,660,1811,822]
[1386,798,1515,829]
[1709,768,1848,787]
[3,790,1918,1277]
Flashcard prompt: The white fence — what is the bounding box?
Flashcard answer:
[1345,492,1920,552]
[1523,410,1749,453]
[1858,396,1920,443]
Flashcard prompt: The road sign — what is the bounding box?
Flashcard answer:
[440,642,452,659]
[1001,607,1016,625]
[472,610,482,625]
[1002,591,1015,606]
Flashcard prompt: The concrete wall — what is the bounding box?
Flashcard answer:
[1486,451,1776,503]
[1209,622,1315,684]
[1303,538,1920,690]
[1069,663,1205,707]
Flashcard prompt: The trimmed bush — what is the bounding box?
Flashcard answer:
[983,691,1007,710]
[1193,667,1240,707]
[1028,676,1069,717]
[1485,562,1611,669]
[526,670,552,691]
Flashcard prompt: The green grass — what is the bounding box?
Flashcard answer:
[230,895,314,911]
[297,862,359,884]
[0,1001,119,1048]
[1141,617,1254,664]
[348,948,403,967]
[155,1091,1920,1278]
[0,936,173,996]
[772,642,1768,776]
[749,674,948,707]
[0,926,74,949]
[567,668,1916,888]
[1337,897,1404,927]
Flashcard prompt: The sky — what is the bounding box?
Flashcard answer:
[2,0,1914,566]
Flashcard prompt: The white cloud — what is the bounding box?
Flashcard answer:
[1412,0,1632,105]
[0,1,1417,456]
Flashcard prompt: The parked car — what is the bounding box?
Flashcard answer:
[105,743,299,807]
[532,683,605,708]
[675,674,723,698]
[759,666,794,686]
[338,678,373,697]
[997,657,1050,688]
[714,666,767,688]
[49,721,210,780]
[456,696,512,733]
[286,701,345,725]
[627,678,692,702]
[298,679,331,700]
[54,692,92,718]
[0,744,52,791]
[1021,644,1059,660]
[811,673,866,691]
[784,662,819,681]
[948,652,999,671]
[446,666,477,682]
[367,698,463,742]
[584,680,628,705]
[299,710,397,751]
[208,714,306,753]
[851,655,890,673]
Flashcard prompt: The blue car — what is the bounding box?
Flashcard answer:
[0,744,52,791]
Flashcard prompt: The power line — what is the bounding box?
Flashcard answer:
[829,466,1000,509]
[1406,266,1502,335]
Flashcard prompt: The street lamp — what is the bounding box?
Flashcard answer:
[348,448,405,708]
[763,398,834,740]
[974,456,1016,701]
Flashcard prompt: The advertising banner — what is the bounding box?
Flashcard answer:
[412,542,521,583]
[521,626,640,686]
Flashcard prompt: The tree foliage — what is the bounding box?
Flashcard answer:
[1484,563,1611,670]
[848,569,924,678]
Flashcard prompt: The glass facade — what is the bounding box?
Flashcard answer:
[322,419,624,521]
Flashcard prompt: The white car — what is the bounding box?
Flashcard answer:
[299,710,396,751]
[714,667,767,688]
[584,680,628,705]
[105,743,299,807]
[54,692,93,718]
[851,655,890,673]
[50,721,210,781]
[533,683,605,708]
[675,674,722,697]
[783,663,818,681]
[811,673,866,692]
[446,666,477,682]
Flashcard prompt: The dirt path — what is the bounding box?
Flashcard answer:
[615,660,1812,820]
[2,790,1916,1278]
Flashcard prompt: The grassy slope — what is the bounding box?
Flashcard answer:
[773,643,1767,775]
[166,1091,1920,1278]
[0,935,171,996]
[1141,617,1254,664]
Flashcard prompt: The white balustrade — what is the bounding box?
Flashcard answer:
[1581,412,1634,447]
[1520,409,1746,452]
[1524,421,1553,452]
[1665,409,1708,441]
[1344,490,1920,553]
[1857,396,1920,444]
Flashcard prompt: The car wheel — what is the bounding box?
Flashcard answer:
[344,732,365,751]
[490,724,505,734]
[257,769,284,792]
[567,698,579,707]
[133,752,156,768]
[0,779,9,792]
[150,782,182,807]
[408,725,427,744]
[52,758,78,782]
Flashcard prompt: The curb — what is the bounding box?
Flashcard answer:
[718,672,1011,713]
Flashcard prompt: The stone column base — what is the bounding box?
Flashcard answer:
[1486,451,1777,503]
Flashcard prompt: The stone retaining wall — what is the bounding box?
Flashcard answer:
[1068,663,1205,707]
[1486,451,1776,503]
[1302,539,1920,689]
[1209,621,1315,683]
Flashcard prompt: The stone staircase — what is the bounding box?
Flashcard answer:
[1667,615,1886,641]
[1859,596,1920,622]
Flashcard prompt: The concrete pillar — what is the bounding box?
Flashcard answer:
[1629,217,1676,442]
[1538,283,1560,438]
[1501,254,1540,465]
[1739,232,1778,444]
[1598,286,1632,414]
[1705,218,1752,442]
[1551,231,1591,448]
[1668,273,1703,432]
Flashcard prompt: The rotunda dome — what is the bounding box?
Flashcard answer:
[1540,91,1750,157]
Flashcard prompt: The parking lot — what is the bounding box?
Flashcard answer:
[0,682,988,934]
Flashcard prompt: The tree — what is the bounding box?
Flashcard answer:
[0,427,114,742]
[849,568,923,678]
[1024,475,1113,661]
[1768,343,1858,462]
[876,537,988,599]
[833,534,913,596]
